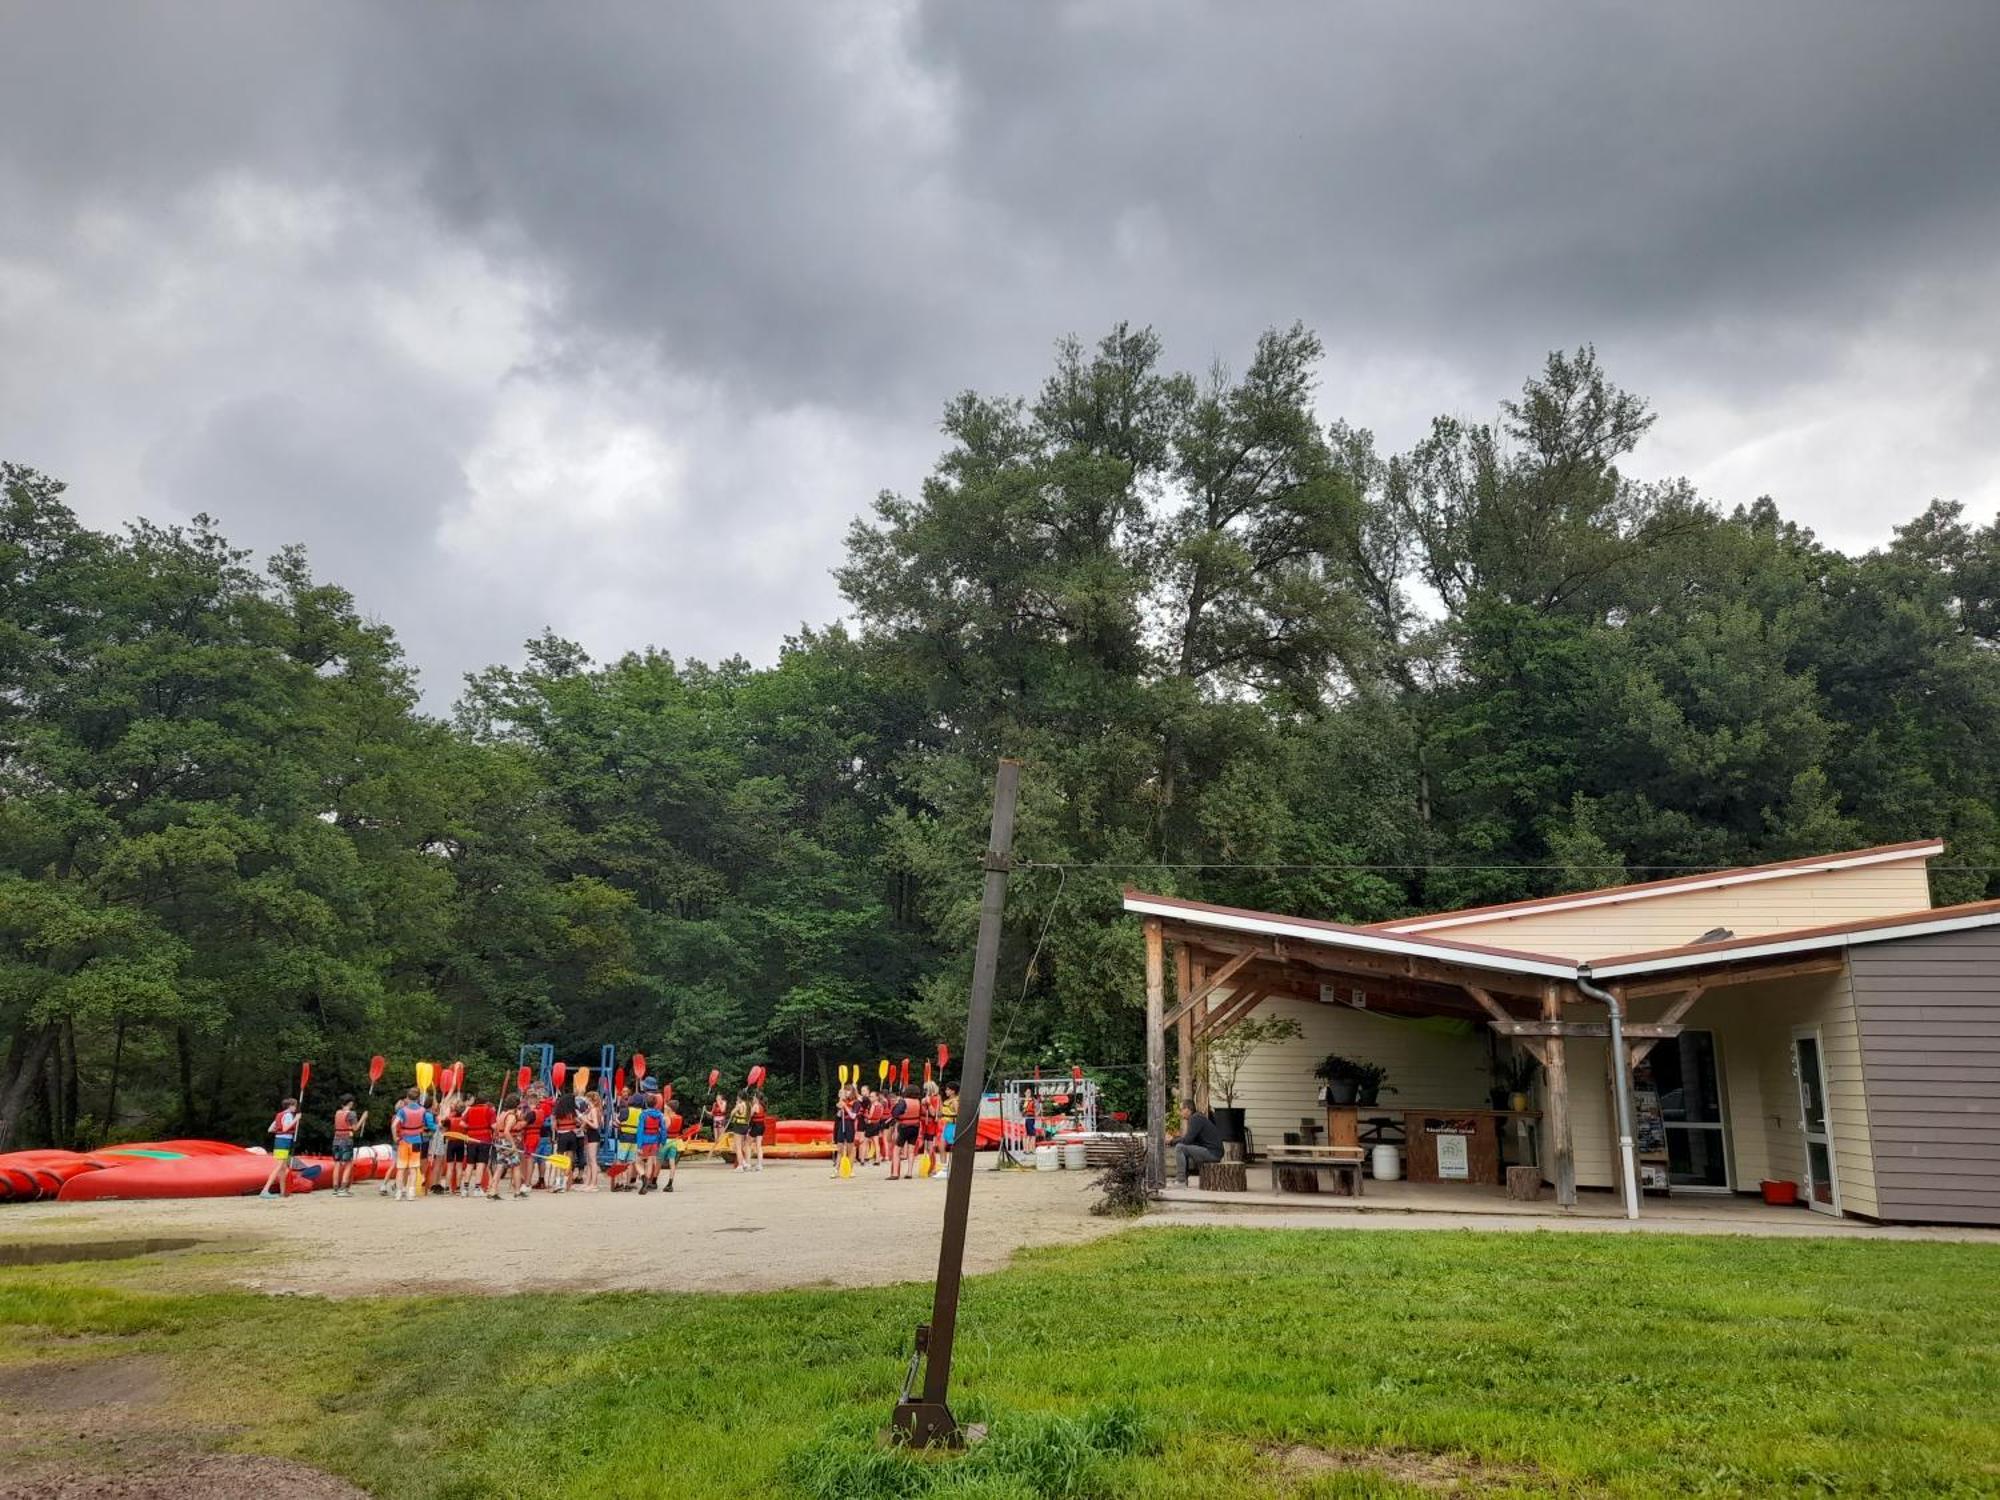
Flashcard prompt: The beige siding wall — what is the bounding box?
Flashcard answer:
[1556,973,1879,1213]
[1396,860,1931,960]
[1208,990,1490,1152]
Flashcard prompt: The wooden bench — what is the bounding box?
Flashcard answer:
[1267,1146,1365,1198]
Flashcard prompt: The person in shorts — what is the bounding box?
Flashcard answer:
[745,1088,767,1172]
[709,1088,729,1146]
[330,1094,364,1196]
[460,1091,496,1196]
[920,1081,944,1177]
[861,1085,885,1165]
[550,1088,581,1192]
[392,1088,429,1201]
[259,1096,301,1199]
[635,1093,666,1193]
[892,1088,920,1180]
[580,1089,604,1191]
[832,1085,857,1179]
[728,1092,750,1172]
[439,1090,469,1194]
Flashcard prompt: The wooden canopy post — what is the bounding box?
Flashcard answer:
[1144,917,1167,1189]
[1175,945,1196,1116]
[1542,982,1576,1207]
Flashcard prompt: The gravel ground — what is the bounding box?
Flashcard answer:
[0,1159,1116,1296]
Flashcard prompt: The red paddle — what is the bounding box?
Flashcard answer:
[633,1052,648,1081]
[938,1043,949,1072]
[614,1068,626,1097]
[924,1061,933,1085]
[707,1068,720,1087]
[662,1081,673,1102]
[367,1055,386,1094]
[516,1065,531,1098]
[1073,1065,1084,1082]
[552,1061,567,1092]
[297,1062,312,1151]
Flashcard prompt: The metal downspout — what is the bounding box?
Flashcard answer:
[1576,966,1641,1221]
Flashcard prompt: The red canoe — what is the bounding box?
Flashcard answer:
[58,1155,319,1202]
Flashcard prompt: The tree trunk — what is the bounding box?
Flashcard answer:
[175,1025,197,1132]
[102,1018,127,1136]
[62,1017,80,1146]
[0,1024,53,1151]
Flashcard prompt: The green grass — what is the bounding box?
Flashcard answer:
[2,1228,1997,1497]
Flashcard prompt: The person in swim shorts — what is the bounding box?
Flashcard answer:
[392,1088,429,1201]
[459,1091,496,1196]
[832,1085,858,1179]
[330,1094,365,1196]
[259,1096,301,1199]
[634,1092,665,1193]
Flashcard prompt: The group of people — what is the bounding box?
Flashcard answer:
[260,1078,779,1199]
[832,1080,958,1180]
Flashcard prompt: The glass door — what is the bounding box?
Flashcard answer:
[1790,1029,1841,1214]
[1649,1029,1731,1191]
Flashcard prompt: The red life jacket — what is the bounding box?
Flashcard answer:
[395,1103,427,1142]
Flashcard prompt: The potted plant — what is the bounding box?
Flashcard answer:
[1497,1051,1538,1113]
[1314,1054,1364,1106]
[1349,1059,1395,1108]
[1201,1016,1304,1144]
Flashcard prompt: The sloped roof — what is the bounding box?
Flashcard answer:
[1123,878,2000,988]
[1367,839,1943,936]
[1587,896,2000,979]
[1121,890,1577,979]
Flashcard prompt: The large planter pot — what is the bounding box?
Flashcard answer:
[1326,1080,1358,1106]
[1214,1106,1248,1144]
[1357,1084,1381,1107]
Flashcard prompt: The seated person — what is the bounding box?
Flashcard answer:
[1171,1105,1225,1185]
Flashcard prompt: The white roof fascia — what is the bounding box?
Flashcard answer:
[1120,895,1577,980]
[1383,840,1944,935]
[1590,906,2000,980]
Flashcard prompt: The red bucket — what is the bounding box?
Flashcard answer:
[1760,1179,1799,1206]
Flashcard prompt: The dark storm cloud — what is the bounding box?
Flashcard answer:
[2,2,1997,706]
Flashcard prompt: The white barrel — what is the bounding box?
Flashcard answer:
[1034,1145,1061,1171]
[1062,1142,1088,1171]
[1371,1143,1403,1181]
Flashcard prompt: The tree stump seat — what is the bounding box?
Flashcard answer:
[1198,1160,1248,1192]
[1506,1165,1544,1201]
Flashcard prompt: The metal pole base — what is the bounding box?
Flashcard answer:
[888,1401,986,1449]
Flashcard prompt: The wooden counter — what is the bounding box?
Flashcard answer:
[1326,1106,1541,1186]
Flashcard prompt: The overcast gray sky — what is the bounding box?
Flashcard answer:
[4,3,1997,707]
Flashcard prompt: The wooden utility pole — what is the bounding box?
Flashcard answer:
[1542,982,1576,1207]
[892,758,1021,1448]
[1144,916,1167,1189]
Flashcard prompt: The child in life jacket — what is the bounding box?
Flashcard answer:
[392,1088,430,1201]
[330,1094,365,1197]
[920,1081,944,1177]
[258,1096,301,1200]
[635,1087,666,1193]
[728,1092,751,1172]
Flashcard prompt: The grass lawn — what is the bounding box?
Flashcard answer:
[2,1226,1997,1497]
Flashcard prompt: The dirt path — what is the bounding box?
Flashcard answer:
[0,1160,1115,1296]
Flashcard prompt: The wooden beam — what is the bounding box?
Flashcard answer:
[1144,918,1166,1190]
[1542,982,1575,1207]
[1175,946,1196,1114]
[1195,985,1267,1042]
[1462,985,1518,1029]
[1161,947,1255,1031]
[1506,1020,1685,1041]
[1616,956,1841,999]
[1628,984,1706,1064]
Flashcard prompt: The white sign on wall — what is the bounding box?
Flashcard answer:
[1436,1133,1470,1181]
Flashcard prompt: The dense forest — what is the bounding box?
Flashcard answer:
[5,333,1998,1150]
